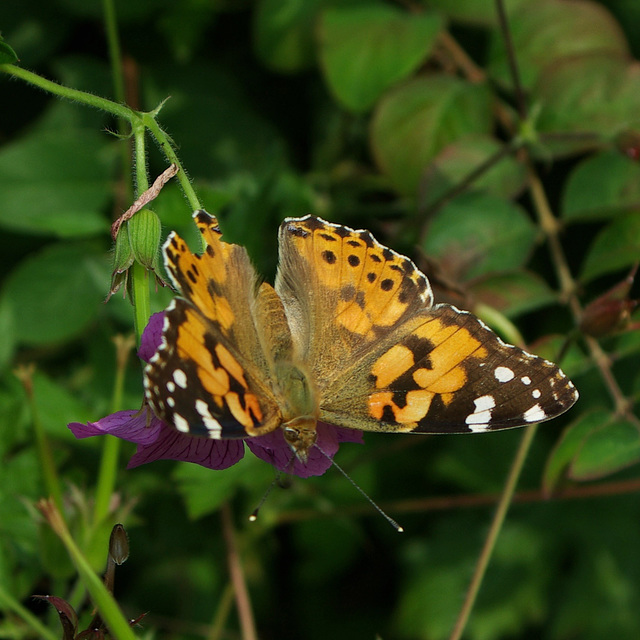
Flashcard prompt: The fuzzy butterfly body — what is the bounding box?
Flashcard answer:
[144,211,578,463]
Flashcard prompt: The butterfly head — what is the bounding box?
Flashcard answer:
[282,416,317,463]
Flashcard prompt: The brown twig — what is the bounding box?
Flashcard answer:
[110,163,178,239]
[220,503,258,640]
[273,476,640,526]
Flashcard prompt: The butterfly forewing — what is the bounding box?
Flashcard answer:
[144,212,284,440]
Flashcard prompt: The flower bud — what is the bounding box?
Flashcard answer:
[580,268,638,337]
[128,208,161,271]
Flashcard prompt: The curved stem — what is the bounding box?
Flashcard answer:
[1,63,135,121]
[448,425,538,640]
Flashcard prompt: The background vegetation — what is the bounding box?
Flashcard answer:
[2,0,640,638]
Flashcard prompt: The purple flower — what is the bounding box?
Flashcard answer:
[69,313,362,477]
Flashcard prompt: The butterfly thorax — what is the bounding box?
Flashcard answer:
[272,361,319,462]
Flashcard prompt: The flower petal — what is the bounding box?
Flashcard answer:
[128,424,245,470]
[246,423,362,478]
[68,410,163,446]
[138,312,165,363]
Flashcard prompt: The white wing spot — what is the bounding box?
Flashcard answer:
[173,369,188,389]
[174,413,190,432]
[167,397,176,408]
[167,381,176,393]
[532,389,541,399]
[466,395,496,431]
[195,399,222,439]
[521,376,531,385]
[494,366,515,383]
[523,404,546,423]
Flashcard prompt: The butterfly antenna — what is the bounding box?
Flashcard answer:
[316,445,404,533]
[249,473,280,522]
[249,453,296,522]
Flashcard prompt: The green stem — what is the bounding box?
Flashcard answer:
[102,0,133,200]
[474,302,526,348]
[133,124,149,193]
[129,124,152,342]
[15,368,65,514]
[142,114,202,211]
[1,64,135,121]
[93,335,132,527]
[448,425,538,640]
[39,500,138,640]
[2,63,202,214]
[0,584,59,640]
[102,0,125,105]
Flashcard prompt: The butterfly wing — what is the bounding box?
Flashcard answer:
[276,216,578,434]
[144,211,285,439]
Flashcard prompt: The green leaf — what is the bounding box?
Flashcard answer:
[419,136,527,209]
[31,371,91,438]
[144,62,288,179]
[562,150,640,222]
[571,416,640,481]
[1,242,106,346]
[580,211,640,282]
[318,3,443,112]
[536,56,640,156]
[422,193,536,280]
[173,454,268,520]
[470,271,556,318]
[543,410,609,493]
[371,75,491,195]
[488,0,627,90]
[0,37,19,64]
[544,411,640,491]
[425,0,527,26]
[0,122,114,237]
[253,0,320,72]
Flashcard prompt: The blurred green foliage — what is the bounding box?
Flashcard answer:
[1,0,640,638]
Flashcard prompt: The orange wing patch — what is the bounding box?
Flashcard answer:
[367,315,488,428]
[281,216,433,340]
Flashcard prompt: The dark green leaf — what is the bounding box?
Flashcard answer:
[562,150,640,222]
[371,75,491,194]
[1,242,106,346]
[581,211,640,281]
[253,0,319,72]
[571,416,640,481]
[422,193,536,280]
[470,271,556,318]
[544,410,609,493]
[419,136,527,209]
[319,3,443,112]
[173,454,269,520]
[536,56,640,156]
[0,37,19,64]
[31,371,91,437]
[0,117,115,237]
[488,0,627,90]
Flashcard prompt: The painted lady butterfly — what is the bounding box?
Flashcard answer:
[144,211,578,464]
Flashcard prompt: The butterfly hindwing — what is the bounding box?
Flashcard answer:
[320,304,577,433]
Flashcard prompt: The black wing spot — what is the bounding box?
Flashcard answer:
[381,278,394,291]
[348,254,360,267]
[322,250,337,265]
[367,272,377,283]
